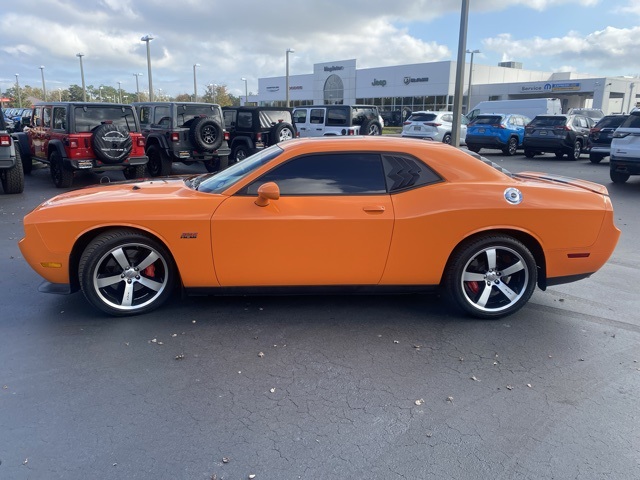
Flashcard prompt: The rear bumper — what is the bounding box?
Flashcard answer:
[523,137,572,152]
[465,134,509,148]
[610,155,640,174]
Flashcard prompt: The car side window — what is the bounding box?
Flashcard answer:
[293,109,307,124]
[138,107,151,126]
[310,109,325,124]
[153,106,170,124]
[382,154,442,193]
[223,110,236,128]
[42,107,52,129]
[52,107,67,130]
[237,112,252,129]
[326,108,348,126]
[242,153,387,195]
[442,114,453,123]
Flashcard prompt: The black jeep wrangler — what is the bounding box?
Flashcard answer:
[134,102,231,176]
[1,114,24,194]
[222,106,296,161]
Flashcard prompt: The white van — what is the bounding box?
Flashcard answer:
[467,98,562,122]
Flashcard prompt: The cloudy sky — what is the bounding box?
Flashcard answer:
[1,0,639,98]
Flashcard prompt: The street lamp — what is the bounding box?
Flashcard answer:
[465,49,480,114]
[15,73,22,108]
[193,63,200,102]
[76,53,87,101]
[241,77,248,104]
[451,0,469,147]
[133,73,143,101]
[117,81,122,103]
[208,83,218,104]
[141,34,154,101]
[286,48,295,107]
[58,88,62,101]
[99,85,103,102]
[39,65,47,101]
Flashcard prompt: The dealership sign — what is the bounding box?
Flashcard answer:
[545,82,581,92]
[371,79,387,86]
[404,76,429,85]
[266,86,280,92]
[324,66,344,72]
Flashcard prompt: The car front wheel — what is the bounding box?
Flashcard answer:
[442,235,537,319]
[79,229,176,316]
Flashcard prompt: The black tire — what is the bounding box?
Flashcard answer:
[0,148,25,194]
[589,153,604,164]
[189,117,223,152]
[123,165,146,180]
[524,149,535,158]
[19,145,33,175]
[442,133,452,145]
[467,144,481,153]
[232,144,250,162]
[569,140,582,160]
[442,235,537,319]
[204,158,220,173]
[146,144,172,177]
[555,151,565,159]
[49,150,73,188]
[610,169,630,184]
[91,124,133,164]
[503,137,518,156]
[360,120,382,136]
[78,229,177,316]
[270,122,295,144]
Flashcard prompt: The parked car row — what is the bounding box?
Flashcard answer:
[2,107,32,132]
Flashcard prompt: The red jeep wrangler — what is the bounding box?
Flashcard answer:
[14,102,148,188]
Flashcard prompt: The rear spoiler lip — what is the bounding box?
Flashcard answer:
[513,171,609,196]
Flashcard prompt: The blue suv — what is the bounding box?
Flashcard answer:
[466,113,530,156]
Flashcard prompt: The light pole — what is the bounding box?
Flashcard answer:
[241,77,248,105]
[451,0,469,147]
[208,83,218,104]
[465,49,480,114]
[58,88,62,101]
[76,53,87,101]
[141,34,154,101]
[193,63,200,102]
[133,73,143,101]
[286,48,295,107]
[117,81,122,103]
[15,74,22,107]
[99,85,103,102]
[39,65,47,101]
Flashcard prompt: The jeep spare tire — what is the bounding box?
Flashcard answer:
[91,124,133,164]
[269,122,295,144]
[189,117,224,152]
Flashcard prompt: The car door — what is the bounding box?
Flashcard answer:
[211,152,394,286]
[295,108,326,137]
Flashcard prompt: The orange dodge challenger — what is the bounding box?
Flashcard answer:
[19,136,620,318]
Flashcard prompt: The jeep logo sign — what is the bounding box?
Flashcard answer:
[372,79,387,87]
[324,66,344,72]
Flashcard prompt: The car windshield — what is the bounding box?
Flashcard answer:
[193,144,284,194]
[619,112,640,128]
[176,104,222,127]
[74,106,138,132]
[408,113,437,122]
[594,115,628,128]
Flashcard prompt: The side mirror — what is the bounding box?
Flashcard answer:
[254,182,280,207]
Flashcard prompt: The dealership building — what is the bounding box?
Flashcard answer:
[249,58,639,121]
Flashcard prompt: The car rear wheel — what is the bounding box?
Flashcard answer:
[0,147,25,194]
[442,133,452,144]
[146,145,172,177]
[442,235,537,319]
[467,144,481,153]
[589,153,604,164]
[555,151,565,159]
[49,150,74,188]
[503,137,518,156]
[123,165,146,180]
[570,140,582,160]
[524,149,535,158]
[232,144,250,162]
[79,229,176,316]
[610,169,630,184]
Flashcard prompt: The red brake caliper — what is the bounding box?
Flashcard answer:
[142,264,156,277]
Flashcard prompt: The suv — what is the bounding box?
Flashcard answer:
[587,114,628,164]
[13,102,148,188]
[609,110,640,183]
[222,106,296,161]
[292,105,383,137]
[134,102,230,176]
[568,108,605,122]
[401,111,468,145]
[0,114,24,194]
[465,113,530,155]
[522,114,594,159]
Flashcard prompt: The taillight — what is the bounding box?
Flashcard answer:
[425,122,441,127]
[256,132,262,142]
[69,138,79,148]
[403,121,411,126]
[224,131,230,141]
[137,137,145,147]
[590,127,601,134]
[497,123,507,129]
[554,125,571,131]
[0,134,10,146]
[170,132,180,142]
[613,131,629,138]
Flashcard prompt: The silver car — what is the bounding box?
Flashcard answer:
[401,111,467,145]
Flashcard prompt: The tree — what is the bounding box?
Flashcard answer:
[68,84,85,101]
[201,84,239,106]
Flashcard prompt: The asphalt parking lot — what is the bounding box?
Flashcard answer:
[1,150,639,480]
